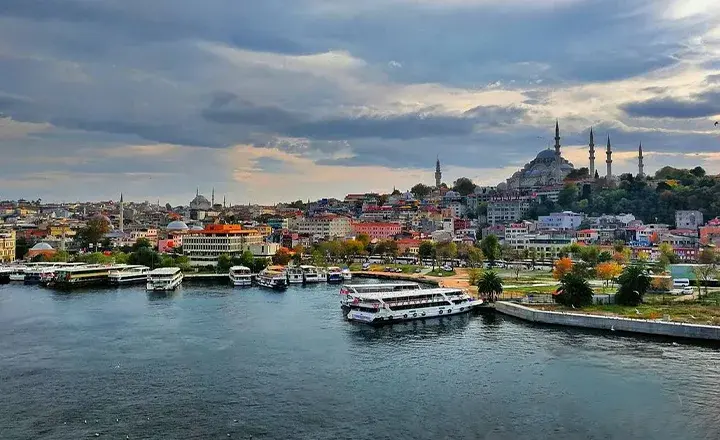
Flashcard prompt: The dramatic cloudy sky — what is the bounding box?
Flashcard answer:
[1,0,720,204]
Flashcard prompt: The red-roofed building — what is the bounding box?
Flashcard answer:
[396,238,422,256]
[576,229,599,244]
[700,217,720,245]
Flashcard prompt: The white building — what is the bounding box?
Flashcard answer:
[182,224,266,267]
[296,215,352,239]
[509,234,575,260]
[675,210,704,230]
[504,221,537,248]
[487,197,531,225]
[538,211,583,231]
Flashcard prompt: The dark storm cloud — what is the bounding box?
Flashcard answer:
[621,90,720,119]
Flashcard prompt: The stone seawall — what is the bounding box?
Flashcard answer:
[495,301,720,341]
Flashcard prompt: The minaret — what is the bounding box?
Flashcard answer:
[119,193,124,233]
[435,156,442,187]
[554,120,561,157]
[196,188,199,197]
[638,142,645,178]
[211,187,215,206]
[223,195,226,208]
[606,135,613,179]
[588,127,596,179]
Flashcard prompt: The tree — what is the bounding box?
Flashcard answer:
[553,273,594,308]
[657,242,678,270]
[452,177,476,196]
[477,271,503,302]
[15,236,30,260]
[467,246,484,268]
[616,264,651,306]
[217,254,233,273]
[467,268,482,286]
[692,265,716,298]
[578,245,600,266]
[77,217,110,248]
[356,233,371,248]
[272,248,292,265]
[410,183,432,200]
[595,261,622,292]
[552,257,573,280]
[132,238,153,252]
[557,183,579,208]
[698,248,717,265]
[418,241,436,267]
[435,241,457,262]
[48,250,71,262]
[480,234,500,264]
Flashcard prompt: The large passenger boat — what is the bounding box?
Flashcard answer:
[300,265,324,283]
[285,266,304,284]
[108,265,151,285]
[146,267,183,291]
[344,287,483,325]
[256,266,287,291]
[24,263,87,285]
[340,282,421,310]
[52,264,131,288]
[228,265,252,287]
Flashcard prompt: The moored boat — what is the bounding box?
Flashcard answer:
[300,265,324,283]
[256,266,287,291]
[341,268,352,281]
[285,266,304,284]
[229,265,252,287]
[52,264,130,288]
[146,267,183,291]
[7,264,27,282]
[108,265,151,285]
[345,287,483,325]
[24,263,87,285]
[340,282,421,310]
[326,266,344,283]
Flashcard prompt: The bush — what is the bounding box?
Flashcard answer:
[467,268,482,286]
[553,273,593,308]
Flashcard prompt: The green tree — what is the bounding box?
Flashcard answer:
[452,177,476,196]
[15,236,30,260]
[77,217,110,248]
[692,264,717,298]
[217,254,233,273]
[553,273,594,308]
[480,234,500,264]
[410,183,432,200]
[616,264,651,306]
[467,246,484,268]
[418,241,436,268]
[435,241,457,262]
[356,233,371,248]
[132,238,153,251]
[557,183,579,208]
[477,271,503,302]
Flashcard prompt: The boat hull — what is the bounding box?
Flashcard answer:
[256,277,287,291]
[327,274,343,283]
[230,276,252,287]
[146,277,183,291]
[109,275,149,285]
[347,300,483,326]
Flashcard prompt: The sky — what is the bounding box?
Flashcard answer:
[1,0,720,205]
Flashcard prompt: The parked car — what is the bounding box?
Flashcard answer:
[441,265,453,272]
[362,263,370,271]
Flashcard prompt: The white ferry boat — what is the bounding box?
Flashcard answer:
[341,268,352,281]
[146,267,183,291]
[345,287,483,325]
[108,265,151,285]
[7,264,27,282]
[285,266,304,284]
[256,266,287,291]
[24,263,87,285]
[228,265,252,287]
[326,266,344,283]
[300,265,325,283]
[340,282,421,310]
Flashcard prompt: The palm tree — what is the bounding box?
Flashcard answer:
[478,271,503,302]
[554,273,594,308]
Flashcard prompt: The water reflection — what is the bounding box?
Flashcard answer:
[347,313,472,343]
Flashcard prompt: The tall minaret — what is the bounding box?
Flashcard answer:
[119,193,124,233]
[435,156,442,187]
[554,120,561,157]
[638,142,645,178]
[606,135,613,179]
[211,187,215,206]
[588,127,596,178]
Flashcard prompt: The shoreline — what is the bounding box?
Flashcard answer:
[495,301,720,341]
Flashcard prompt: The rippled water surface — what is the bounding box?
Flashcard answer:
[1,281,719,440]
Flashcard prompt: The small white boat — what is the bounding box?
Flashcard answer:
[256,266,287,291]
[285,266,304,284]
[341,268,352,281]
[300,265,324,283]
[229,265,252,287]
[108,265,151,285]
[146,267,183,291]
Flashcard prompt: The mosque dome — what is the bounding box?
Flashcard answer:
[504,123,575,190]
[31,242,54,251]
[167,220,190,231]
[190,225,205,231]
[444,190,461,199]
[190,193,212,211]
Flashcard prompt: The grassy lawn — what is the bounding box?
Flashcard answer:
[350,263,423,274]
[504,284,558,294]
[531,302,720,325]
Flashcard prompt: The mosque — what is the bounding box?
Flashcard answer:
[498,121,645,192]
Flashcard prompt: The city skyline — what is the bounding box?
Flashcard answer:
[2,0,720,204]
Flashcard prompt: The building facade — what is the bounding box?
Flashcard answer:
[675,210,704,230]
[352,222,402,240]
[182,224,265,266]
[0,229,16,262]
[487,197,531,225]
[296,215,352,239]
[538,211,583,231]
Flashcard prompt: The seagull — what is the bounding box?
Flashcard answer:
[610,325,615,331]
[635,308,640,315]
[116,418,119,423]
[84,420,87,424]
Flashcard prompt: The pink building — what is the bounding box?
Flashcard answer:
[353,222,402,240]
